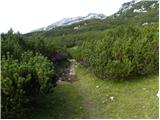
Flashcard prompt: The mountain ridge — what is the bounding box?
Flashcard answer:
[33,13,107,32]
[29,0,158,36]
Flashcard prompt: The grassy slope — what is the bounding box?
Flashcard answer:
[28,65,158,119]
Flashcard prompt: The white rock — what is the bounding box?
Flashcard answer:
[96,85,99,88]
[157,91,159,97]
[133,8,147,13]
[150,3,156,9]
[109,96,114,101]
[142,22,148,26]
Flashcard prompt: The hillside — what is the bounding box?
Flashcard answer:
[33,13,107,32]
[1,0,159,118]
[27,0,158,38]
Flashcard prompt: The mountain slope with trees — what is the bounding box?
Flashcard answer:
[1,0,159,118]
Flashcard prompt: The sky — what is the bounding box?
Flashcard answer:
[0,0,130,33]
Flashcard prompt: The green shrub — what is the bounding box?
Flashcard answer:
[1,29,28,58]
[73,24,158,79]
[1,51,56,118]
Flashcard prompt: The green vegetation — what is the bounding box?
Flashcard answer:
[1,0,159,118]
[2,52,56,118]
[27,1,158,38]
[1,29,66,118]
[27,65,159,119]
[69,24,158,79]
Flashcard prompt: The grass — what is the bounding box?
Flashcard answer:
[27,65,159,119]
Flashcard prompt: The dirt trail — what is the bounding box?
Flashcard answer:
[57,59,79,83]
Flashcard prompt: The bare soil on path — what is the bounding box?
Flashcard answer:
[58,59,79,83]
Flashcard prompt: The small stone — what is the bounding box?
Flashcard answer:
[80,106,82,109]
[96,85,99,88]
[109,96,114,101]
[102,101,105,104]
[157,91,159,97]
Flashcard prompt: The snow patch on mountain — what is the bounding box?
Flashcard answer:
[35,13,106,31]
[119,0,141,13]
[133,5,147,13]
[150,3,156,8]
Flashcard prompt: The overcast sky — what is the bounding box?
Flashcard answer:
[1,0,130,33]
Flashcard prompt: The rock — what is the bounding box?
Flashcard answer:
[109,96,114,101]
[96,85,99,88]
[102,101,105,104]
[157,91,159,97]
[142,22,148,26]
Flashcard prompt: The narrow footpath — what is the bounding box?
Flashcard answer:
[57,59,79,83]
